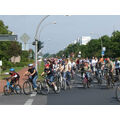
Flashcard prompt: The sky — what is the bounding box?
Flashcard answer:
[0,15,120,54]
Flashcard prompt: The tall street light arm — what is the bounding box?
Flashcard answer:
[35,15,50,40]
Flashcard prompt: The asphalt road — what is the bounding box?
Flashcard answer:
[0,74,120,105]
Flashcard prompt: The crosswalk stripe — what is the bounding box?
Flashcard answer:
[24,99,34,105]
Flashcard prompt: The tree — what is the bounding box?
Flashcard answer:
[0,20,12,34]
[43,53,50,58]
[8,41,22,63]
[55,30,120,58]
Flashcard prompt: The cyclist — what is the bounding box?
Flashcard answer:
[71,59,76,79]
[7,68,20,90]
[114,58,120,75]
[105,58,115,85]
[23,64,38,91]
[41,64,57,90]
[83,61,91,80]
[63,59,72,88]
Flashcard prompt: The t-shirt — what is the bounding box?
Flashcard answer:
[115,60,120,68]
[28,67,38,78]
[9,72,20,80]
[44,68,53,76]
[106,61,114,71]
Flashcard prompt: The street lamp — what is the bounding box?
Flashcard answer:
[34,15,50,71]
[38,21,56,41]
[34,15,70,71]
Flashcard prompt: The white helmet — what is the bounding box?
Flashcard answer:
[28,64,33,67]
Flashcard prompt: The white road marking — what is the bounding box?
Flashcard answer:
[30,92,37,97]
[24,92,37,105]
[24,99,34,105]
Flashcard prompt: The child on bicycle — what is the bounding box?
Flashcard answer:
[41,64,57,91]
[7,68,20,90]
[23,64,38,91]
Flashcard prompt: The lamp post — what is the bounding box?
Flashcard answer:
[34,15,70,71]
[38,21,56,41]
[34,15,50,71]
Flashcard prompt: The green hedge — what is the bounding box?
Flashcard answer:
[2,59,34,71]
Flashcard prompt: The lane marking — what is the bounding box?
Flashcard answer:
[30,92,37,97]
[24,99,34,105]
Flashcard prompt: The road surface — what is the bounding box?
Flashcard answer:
[0,74,119,105]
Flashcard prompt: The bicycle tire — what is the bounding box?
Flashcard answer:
[15,84,22,94]
[23,81,32,95]
[3,85,10,95]
[55,81,61,94]
[116,85,120,102]
[40,82,49,95]
[83,78,87,88]
[62,79,67,90]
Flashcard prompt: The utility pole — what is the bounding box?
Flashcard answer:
[35,39,38,70]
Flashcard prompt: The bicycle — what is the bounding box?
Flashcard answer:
[23,75,50,95]
[103,68,115,88]
[41,75,61,94]
[82,72,91,88]
[62,72,72,90]
[115,84,120,102]
[3,77,22,95]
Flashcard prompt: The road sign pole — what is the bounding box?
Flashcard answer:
[0,67,1,76]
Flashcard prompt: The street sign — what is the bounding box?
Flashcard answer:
[20,33,30,50]
[101,51,104,56]
[102,47,106,51]
[0,35,17,41]
[0,61,2,66]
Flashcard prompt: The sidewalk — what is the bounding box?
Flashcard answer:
[0,67,28,93]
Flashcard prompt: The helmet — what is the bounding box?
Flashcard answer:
[45,64,49,67]
[9,68,15,72]
[28,64,33,67]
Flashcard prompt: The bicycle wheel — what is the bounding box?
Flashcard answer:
[36,81,42,94]
[3,85,10,95]
[23,81,32,95]
[55,81,61,94]
[41,82,49,95]
[83,78,87,88]
[62,79,67,90]
[116,85,120,102]
[15,84,22,94]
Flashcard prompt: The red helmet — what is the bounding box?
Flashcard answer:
[45,64,49,67]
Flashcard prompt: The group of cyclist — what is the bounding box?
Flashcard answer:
[6,56,120,92]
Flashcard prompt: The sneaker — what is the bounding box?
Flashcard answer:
[34,88,37,91]
[69,85,72,89]
[54,86,57,91]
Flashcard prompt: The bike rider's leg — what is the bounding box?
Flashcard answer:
[116,68,119,76]
[86,72,89,87]
[10,80,14,88]
[110,72,115,85]
[7,81,10,90]
[66,71,71,88]
[50,76,57,91]
[32,75,38,90]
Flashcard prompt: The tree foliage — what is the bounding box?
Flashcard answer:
[56,30,120,58]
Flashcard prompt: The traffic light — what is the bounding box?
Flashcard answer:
[32,40,43,52]
[37,41,43,52]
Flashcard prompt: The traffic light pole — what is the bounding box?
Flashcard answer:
[35,39,38,71]
[34,15,50,71]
